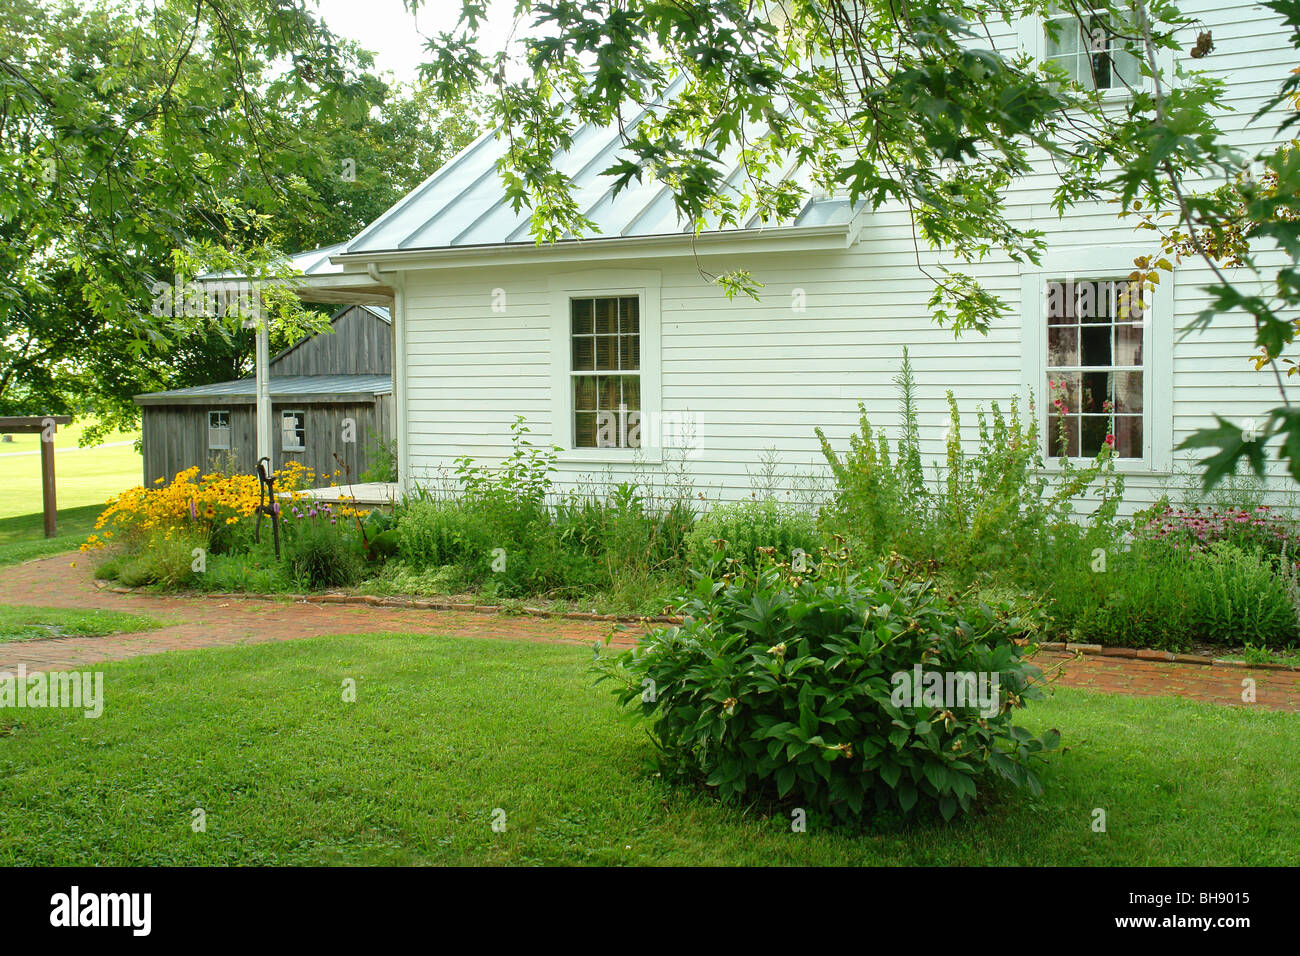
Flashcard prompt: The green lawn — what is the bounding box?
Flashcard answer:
[0,604,166,643]
[0,504,103,567]
[0,631,1294,866]
[0,422,141,521]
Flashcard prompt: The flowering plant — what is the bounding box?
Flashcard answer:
[1135,501,1297,557]
[82,461,317,551]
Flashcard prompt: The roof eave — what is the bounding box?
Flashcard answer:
[332,222,853,270]
[135,389,389,407]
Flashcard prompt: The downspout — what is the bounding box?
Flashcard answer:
[369,262,410,496]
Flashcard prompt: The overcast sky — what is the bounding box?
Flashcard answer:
[314,0,522,85]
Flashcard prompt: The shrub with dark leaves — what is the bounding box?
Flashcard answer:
[599,553,1058,823]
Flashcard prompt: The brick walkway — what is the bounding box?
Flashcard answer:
[1,554,1299,712]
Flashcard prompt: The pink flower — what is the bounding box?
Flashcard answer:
[1104,434,1115,447]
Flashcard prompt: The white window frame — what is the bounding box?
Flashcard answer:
[1020,247,1173,473]
[549,268,662,464]
[1015,6,1173,101]
[207,409,231,451]
[280,409,306,453]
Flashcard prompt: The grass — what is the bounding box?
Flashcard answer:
[0,421,141,520]
[0,604,166,643]
[0,631,1294,865]
[0,504,103,568]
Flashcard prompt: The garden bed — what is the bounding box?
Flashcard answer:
[81,363,1300,661]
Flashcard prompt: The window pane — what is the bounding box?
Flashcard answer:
[571,298,593,335]
[598,376,620,410]
[595,335,618,370]
[572,336,594,371]
[1113,415,1143,458]
[574,412,597,448]
[594,298,616,335]
[574,375,597,411]
[1080,371,1109,413]
[1116,281,1143,321]
[1114,371,1143,413]
[620,297,640,334]
[1077,280,1111,322]
[1047,281,1075,323]
[1080,325,1111,366]
[1048,326,1078,367]
[619,334,640,371]
[1081,415,1110,456]
[621,376,641,411]
[1047,413,1080,457]
[1047,372,1080,414]
[1115,323,1143,365]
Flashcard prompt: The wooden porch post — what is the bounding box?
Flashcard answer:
[40,419,57,537]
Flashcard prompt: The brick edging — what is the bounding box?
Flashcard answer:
[91,579,1298,672]
[1032,640,1299,672]
[93,579,682,627]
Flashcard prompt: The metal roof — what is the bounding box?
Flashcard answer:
[341,88,858,255]
[135,374,392,406]
[286,243,350,276]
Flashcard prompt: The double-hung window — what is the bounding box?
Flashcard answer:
[1043,3,1142,91]
[1044,278,1145,459]
[570,295,641,449]
[1023,248,1172,472]
[550,270,661,459]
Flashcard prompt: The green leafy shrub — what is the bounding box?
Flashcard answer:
[396,499,487,568]
[685,498,822,576]
[600,555,1058,823]
[817,348,1125,582]
[1068,540,1300,649]
[283,518,363,589]
[395,418,695,601]
[359,431,398,483]
[112,533,204,590]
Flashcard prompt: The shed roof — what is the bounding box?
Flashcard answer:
[134,374,392,407]
[340,84,858,256]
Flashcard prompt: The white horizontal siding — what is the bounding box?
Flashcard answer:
[399,0,1298,514]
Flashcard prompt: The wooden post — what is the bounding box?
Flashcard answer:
[40,420,56,537]
[0,416,71,538]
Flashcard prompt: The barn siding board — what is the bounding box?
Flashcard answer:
[272,306,392,376]
[140,399,388,485]
[138,307,395,486]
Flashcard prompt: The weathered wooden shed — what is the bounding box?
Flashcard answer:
[135,304,394,484]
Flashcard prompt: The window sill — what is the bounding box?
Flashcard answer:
[1040,458,1169,477]
[558,448,664,465]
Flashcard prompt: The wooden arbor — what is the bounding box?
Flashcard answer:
[0,416,73,537]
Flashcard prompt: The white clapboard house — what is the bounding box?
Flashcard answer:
[281,2,1293,513]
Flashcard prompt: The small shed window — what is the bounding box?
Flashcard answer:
[571,296,640,448]
[1045,278,1145,459]
[281,410,306,452]
[208,410,231,451]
